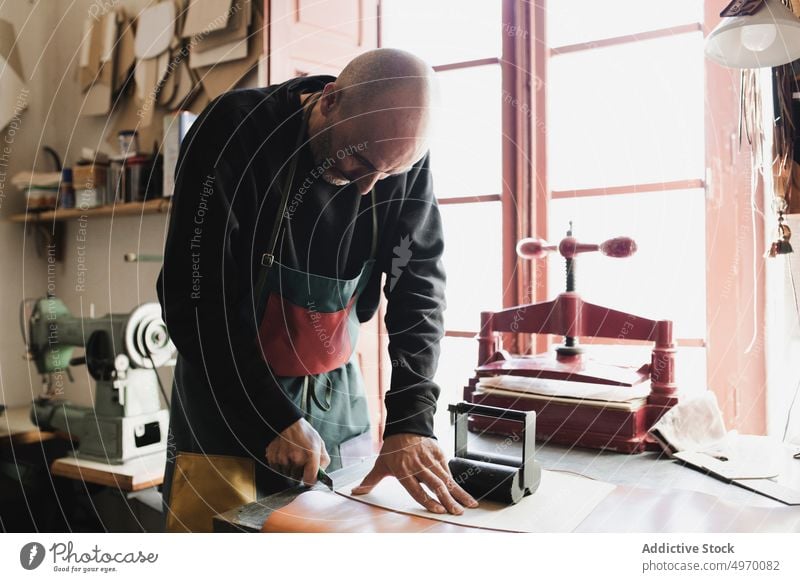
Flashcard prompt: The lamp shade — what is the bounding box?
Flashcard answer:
[705,0,800,68]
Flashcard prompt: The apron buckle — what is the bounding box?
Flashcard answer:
[261,253,275,267]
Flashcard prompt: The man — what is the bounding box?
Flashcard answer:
[157,48,477,527]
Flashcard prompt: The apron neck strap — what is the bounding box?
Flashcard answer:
[261,92,321,268]
[368,187,378,261]
[260,92,380,269]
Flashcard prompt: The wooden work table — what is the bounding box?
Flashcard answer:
[2,406,164,492]
[0,405,55,446]
[51,451,166,492]
[214,435,800,533]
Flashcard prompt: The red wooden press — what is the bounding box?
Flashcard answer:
[463,225,679,453]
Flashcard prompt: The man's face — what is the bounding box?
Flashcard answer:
[311,86,430,195]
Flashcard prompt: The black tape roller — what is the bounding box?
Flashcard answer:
[447,402,541,505]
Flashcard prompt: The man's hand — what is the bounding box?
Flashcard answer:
[266,418,330,486]
[351,433,478,515]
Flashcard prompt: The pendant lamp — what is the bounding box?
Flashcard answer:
[705,0,800,68]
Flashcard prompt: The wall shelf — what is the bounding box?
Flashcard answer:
[7,198,172,224]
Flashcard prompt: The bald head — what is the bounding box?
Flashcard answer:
[305,49,437,195]
[336,48,437,115]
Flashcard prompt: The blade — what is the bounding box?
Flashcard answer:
[317,468,334,491]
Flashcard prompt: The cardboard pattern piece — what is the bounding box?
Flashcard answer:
[82,16,110,116]
[134,2,176,59]
[94,0,256,150]
[189,34,248,69]
[157,59,178,106]
[182,0,234,38]
[195,2,262,98]
[114,14,136,92]
[165,59,201,110]
[192,0,250,53]
[0,19,29,131]
[78,16,99,92]
[80,7,137,117]
[0,19,24,77]
[133,3,177,125]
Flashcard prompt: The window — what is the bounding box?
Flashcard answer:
[382,0,507,430]
[543,1,708,392]
[380,1,713,428]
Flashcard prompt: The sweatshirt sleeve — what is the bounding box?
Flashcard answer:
[381,153,446,438]
[156,95,303,444]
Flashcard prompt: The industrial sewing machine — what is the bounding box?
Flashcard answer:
[21,296,174,463]
[463,226,680,453]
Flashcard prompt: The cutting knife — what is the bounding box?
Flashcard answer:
[316,468,334,491]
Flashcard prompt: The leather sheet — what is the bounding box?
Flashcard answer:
[263,483,800,533]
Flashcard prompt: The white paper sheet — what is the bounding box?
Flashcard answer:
[674,434,789,480]
[478,375,651,402]
[336,469,616,533]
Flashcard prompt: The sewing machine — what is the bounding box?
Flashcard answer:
[462,226,679,453]
[21,296,174,463]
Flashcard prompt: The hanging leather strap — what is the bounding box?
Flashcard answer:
[300,375,333,420]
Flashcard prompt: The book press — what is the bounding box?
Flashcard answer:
[438,224,681,506]
[20,296,174,464]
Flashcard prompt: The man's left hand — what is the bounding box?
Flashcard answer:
[351,433,478,515]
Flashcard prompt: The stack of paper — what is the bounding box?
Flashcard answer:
[476,374,650,410]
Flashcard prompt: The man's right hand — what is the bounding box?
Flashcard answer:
[266,418,330,486]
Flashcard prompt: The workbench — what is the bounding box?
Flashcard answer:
[50,451,166,492]
[1,406,165,531]
[48,452,166,531]
[214,435,800,533]
[0,405,55,446]
[2,406,165,491]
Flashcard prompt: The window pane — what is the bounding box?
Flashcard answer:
[431,65,502,198]
[433,336,478,435]
[547,189,706,339]
[547,0,703,47]
[547,33,705,191]
[440,202,503,331]
[381,0,501,66]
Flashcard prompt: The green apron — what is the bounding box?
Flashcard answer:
[253,94,375,470]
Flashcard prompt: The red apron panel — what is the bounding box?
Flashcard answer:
[258,292,353,376]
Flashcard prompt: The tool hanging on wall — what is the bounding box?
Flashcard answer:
[769,207,793,256]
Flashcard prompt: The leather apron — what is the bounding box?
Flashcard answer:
[253,93,374,470]
[165,94,373,531]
